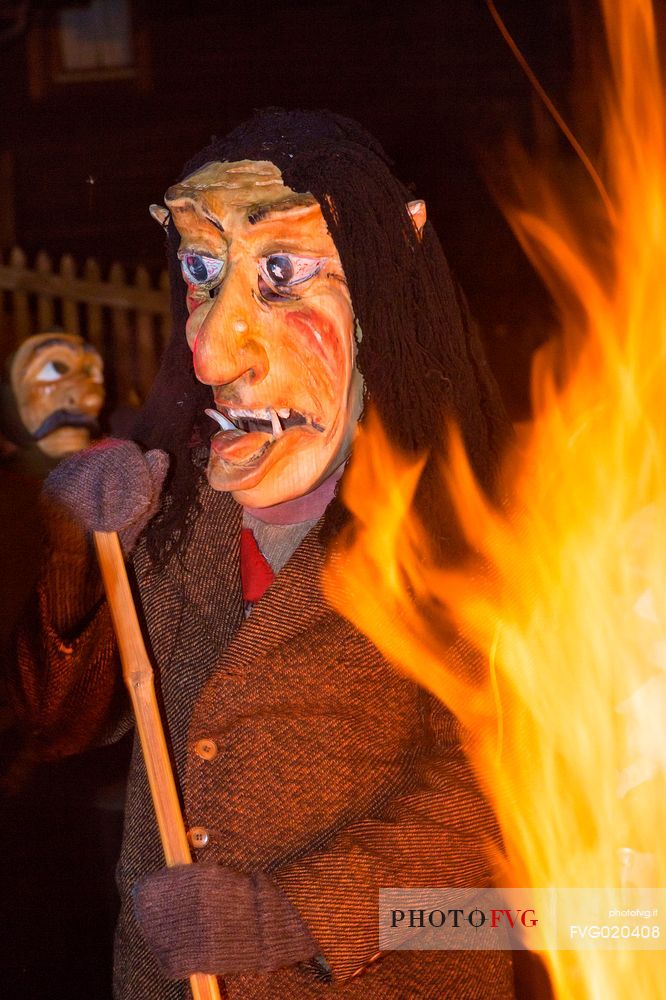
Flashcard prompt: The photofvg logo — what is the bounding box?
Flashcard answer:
[379,889,540,951]
[556,887,666,951]
[379,888,666,951]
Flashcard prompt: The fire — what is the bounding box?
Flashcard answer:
[325,0,666,995]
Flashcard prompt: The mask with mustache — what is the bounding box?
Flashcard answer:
[10,333,105,459]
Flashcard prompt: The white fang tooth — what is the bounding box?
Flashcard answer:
[277,408,290,419]
[270,408,283,437]
[228,407,269,419]
[205,408,237,432]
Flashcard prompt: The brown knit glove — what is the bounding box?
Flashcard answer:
[42,438,169,554]
[40,439,169,635]
[133,864,319,979]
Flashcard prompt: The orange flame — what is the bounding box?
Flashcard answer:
[325,0,666,995]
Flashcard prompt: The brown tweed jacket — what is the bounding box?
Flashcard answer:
[16,482,514,999]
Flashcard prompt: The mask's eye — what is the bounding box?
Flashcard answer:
[259,254,324,290]
[179,253,224,287]
[35,360,69,382]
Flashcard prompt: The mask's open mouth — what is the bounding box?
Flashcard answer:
[206,406,324,438]
[204,403,326,492]
[204,402,328,494]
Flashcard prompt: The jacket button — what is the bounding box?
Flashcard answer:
[194,738,218,761]
[187,826,209,849]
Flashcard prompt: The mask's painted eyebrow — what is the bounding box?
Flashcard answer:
[202,211,225,233]
[246,195,317,225]
[28,338,78,358]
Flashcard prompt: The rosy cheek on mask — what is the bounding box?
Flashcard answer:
[285,308,346,381]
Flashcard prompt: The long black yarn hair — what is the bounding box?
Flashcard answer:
[133,108,511,563]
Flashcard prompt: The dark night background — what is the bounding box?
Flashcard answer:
[0,0,609,418]
[0,0,632,997]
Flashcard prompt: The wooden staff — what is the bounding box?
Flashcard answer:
[94,530,224,1000]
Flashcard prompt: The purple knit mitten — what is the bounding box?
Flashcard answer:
[42,438,169,555]
[133,864,318,979]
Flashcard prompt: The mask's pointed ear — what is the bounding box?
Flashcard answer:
[407,199,427,235]
[149,204,170,228]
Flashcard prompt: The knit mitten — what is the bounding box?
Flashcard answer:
[133,864,319,979]
[40,439,168,634]
[43,438,168,552]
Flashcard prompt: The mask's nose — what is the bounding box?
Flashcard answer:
[79,386,104,413]
[61,373,103,413]
[191,265,269,391]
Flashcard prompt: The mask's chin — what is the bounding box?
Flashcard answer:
[208,426,348,508]
[206,421,315,500]
[206,370,364,507]
[229,479,316,509]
